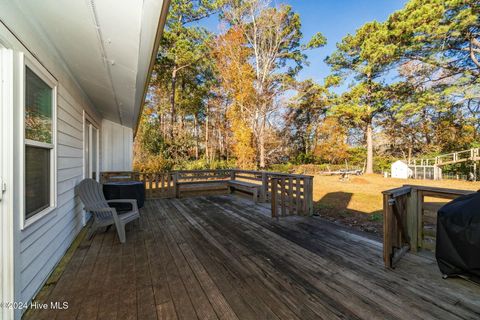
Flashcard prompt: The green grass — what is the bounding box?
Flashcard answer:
[369,213,383,222]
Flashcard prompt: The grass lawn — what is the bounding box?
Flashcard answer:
[312,174,480,236]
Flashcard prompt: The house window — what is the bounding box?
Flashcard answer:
[24,66,55,220]
[84,119,99,181]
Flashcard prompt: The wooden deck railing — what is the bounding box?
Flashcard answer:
[101,171,176,198]
[101,169,314,217]
[270,174,314,217]
[382,185,474,268]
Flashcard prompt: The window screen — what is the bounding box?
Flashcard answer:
[24,66,54,220]
[25,145,51,218]
[25,67,52,143]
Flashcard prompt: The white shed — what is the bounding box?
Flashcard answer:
[391,160,413,179]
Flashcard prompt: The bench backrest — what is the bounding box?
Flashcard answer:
[176,170,232,183]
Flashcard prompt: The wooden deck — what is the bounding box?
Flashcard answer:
[25,195,480,320]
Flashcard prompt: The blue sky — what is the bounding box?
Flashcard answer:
[283,0,407,83]
[197,0,407,92]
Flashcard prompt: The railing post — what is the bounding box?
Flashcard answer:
[416,189,424,250]
[280,177,286,216]
[406,187,418,252]
[261,171,268,202]
[271,177,277,218]
[305,177,314,216]
[230,170,236,180]
[287,178,293,215]
[148,173,153,197]
[383,193,393,268]
[295,177,301,214]
[173,172,179,198]
[383,186,409,267]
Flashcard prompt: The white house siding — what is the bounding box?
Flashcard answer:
[19,86,93,305]
[101,119,133,171]
[0,0,163,316]
[0,8,103,317]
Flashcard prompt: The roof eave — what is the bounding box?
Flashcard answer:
[133,0,171,138]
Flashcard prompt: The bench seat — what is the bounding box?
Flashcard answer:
[227,180,261,202]
[176,181,229,197]
[175,179,262,202]
[178,181,228,190]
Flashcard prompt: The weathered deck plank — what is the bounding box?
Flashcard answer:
[215,196,480,319]
[160,199,286,320]
[23,195,480,320]
[143,200,197,320]
[153,200,239,320]
[182,197,392,319]
[216,196,480,319]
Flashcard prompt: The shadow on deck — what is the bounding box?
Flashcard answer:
[24,195,480,320]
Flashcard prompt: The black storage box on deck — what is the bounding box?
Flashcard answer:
[103,181,145,212]
[436,191,480,283]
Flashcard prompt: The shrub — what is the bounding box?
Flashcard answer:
[346,147,367,167]
[369,213,383,222]
[174,159,236,171]
[292,152,316,165]
[133,154,174,172]
[269,163,294,173]
[373,155,395,173]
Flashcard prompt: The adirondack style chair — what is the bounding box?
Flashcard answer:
[77,178,140,243]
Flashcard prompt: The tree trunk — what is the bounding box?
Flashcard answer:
[180,115,184,131]
[259,116,266,169]
[217,127,223,159]
[194,113,199,160]
[205,105,209,161]
[422,109,431,145]
[159,114,165,139]
[306,111,311,154]
[170,69,177,138]
[365,122,374,174]
[364,75,375,174]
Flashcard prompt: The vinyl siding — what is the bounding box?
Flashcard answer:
[0,6,135,319]
[19,85,93,304]
[101,119,133,171]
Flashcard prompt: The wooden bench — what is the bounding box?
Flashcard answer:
[176,181,228,197]
[227,180,261,203]
[174,170,232,198]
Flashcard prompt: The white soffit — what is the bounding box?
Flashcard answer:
[7,0,165,128]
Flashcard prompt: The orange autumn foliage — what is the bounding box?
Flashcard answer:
[212,27,256,168]
[313,117,349,164]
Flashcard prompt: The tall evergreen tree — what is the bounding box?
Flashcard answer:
[153,0,221,138]
[326,21,394,173]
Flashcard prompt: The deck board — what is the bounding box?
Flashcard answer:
[23,195,480,320]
